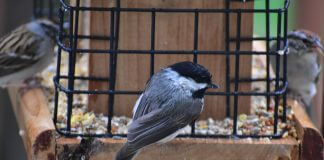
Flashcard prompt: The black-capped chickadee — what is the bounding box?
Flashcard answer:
[0,19,59,87]
[115,61,219,160]
[270,30,324,114]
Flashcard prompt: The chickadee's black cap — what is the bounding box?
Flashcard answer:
[169,61,212,84]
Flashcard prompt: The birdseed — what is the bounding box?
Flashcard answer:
[40,52,298,139]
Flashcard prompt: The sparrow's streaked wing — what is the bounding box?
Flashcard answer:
[315,53,322,84]
[0,25,43,76]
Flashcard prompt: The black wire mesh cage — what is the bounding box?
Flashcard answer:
[53,0,290,139]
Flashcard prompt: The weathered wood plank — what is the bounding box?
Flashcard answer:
[56,136,298,160]
[8,87,55,160]
[291,100,324,160]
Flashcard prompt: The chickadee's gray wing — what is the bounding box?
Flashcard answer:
[132,74,175,120]
[0,26,43,76]
[128,108,182,144]
[117,99,201,160]
[132,93,152,120]
[130,98,200,142]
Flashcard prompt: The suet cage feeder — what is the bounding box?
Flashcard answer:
[54,0,287,138]
[6,0,324,160]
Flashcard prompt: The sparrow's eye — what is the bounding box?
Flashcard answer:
[302,39,312,47]
[302,39,308,43]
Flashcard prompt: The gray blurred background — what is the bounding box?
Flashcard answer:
[0,0,32,159]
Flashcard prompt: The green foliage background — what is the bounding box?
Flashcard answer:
[253,0,296,36]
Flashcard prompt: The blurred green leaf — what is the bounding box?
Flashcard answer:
[253,0,296,36]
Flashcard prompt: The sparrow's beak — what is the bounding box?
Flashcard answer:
[208,83,219,89]
[314,40,324,56]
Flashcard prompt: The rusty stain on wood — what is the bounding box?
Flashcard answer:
[47,153,55,160]
[33,130,53,155]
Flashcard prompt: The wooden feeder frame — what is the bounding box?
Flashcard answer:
[8,87,323,160]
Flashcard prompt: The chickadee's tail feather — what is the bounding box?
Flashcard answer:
[115,143,138,160]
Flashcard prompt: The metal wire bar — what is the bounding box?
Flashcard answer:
[69,7,288,13]
[54,78,288,96]
[107,0,121,133]
[233,11,242,135]
[107,10,116,134]
[54,126,287,139]
[150,10,156,76]
[225,0,231,118]
[229,37,286,41]
[282,2,289,123]
[59,0,289,12]
[265,0,271,110]
[56,42,289,55]
[191,10,200,135]
[53,7,65,128]
[61,34,112,40]
[274,11,282,135]
[66,8,75,132]
[58,75,110,81]
[193,11,199,63]
[60,35,284,42]
[231,78,285,83]
[66,0,81,132]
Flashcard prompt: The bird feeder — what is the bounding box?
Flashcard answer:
[6,0,324,159]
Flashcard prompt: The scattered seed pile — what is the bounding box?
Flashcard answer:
[40,52,297,139]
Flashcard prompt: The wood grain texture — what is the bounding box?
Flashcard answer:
[291,99,324,160]
[88,0,254,119]
[88,0,114,114]
[56,137,298,160]
[8,87,55,160]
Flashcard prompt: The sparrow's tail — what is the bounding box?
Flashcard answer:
[115,143,139,160]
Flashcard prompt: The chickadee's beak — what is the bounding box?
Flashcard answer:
[314,40,324,55]
[208,83,219,89]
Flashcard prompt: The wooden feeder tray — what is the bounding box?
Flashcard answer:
[8,85,323,160]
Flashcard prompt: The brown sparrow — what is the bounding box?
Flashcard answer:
[270,30,324,114]
[0,19,59,87]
